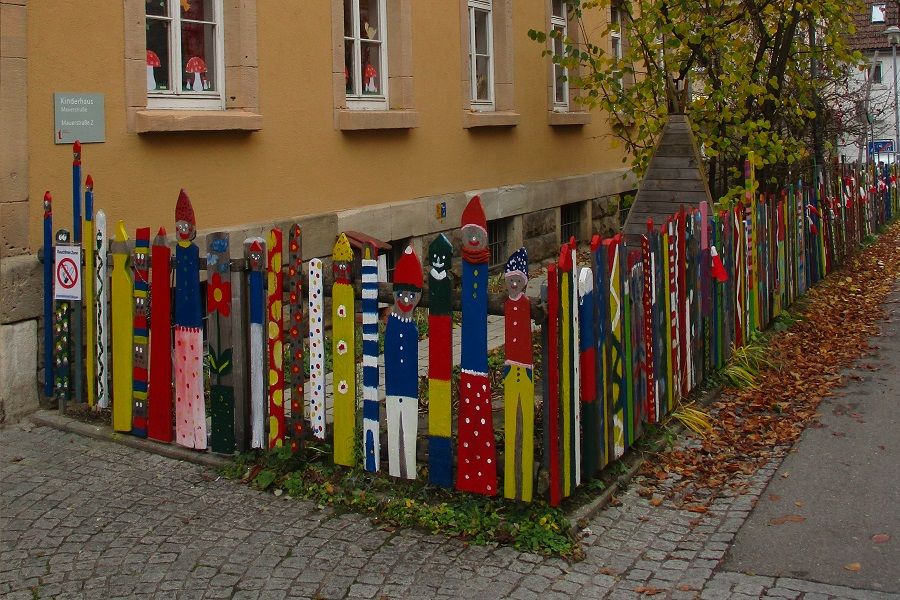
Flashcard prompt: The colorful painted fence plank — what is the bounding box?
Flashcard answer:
[331,233,356,466]
[428,234,454,487]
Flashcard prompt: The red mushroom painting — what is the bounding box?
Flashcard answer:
[146,50,161,91]
[185,56,207,92]
[364,63,378,94]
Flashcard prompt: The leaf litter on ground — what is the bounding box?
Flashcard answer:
[638,222,900,510]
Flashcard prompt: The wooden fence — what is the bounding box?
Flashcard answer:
[43,144,897,506]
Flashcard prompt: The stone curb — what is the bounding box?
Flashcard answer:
[567,383,725,536]
[29,410,231,470]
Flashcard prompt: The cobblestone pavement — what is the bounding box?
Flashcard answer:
[2,424,895,600]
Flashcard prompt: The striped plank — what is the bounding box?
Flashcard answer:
[331,233,356,467]
[267,228,286,449]
[208,232,235,453]
[569,241,581,489]
[148,228,172,443]
[110,221,133,432]
[94,210,110,409]
[246,238,267,449]
[544,263,561,505]
[577,265,597,481]
[591,238,610,468]
[557,244,574,496]
[641,232,655,425]
[131,227,151,437]
[604,235,625,459]
[427,234,454,487]
[307,258,326,440]
[361,244,381,472]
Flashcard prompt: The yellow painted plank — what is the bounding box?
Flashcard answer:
[110,221,133,432]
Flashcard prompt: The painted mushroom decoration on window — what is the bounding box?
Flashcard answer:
[146,50,161,91]
[364,63,378,93]
[185,56,207,92]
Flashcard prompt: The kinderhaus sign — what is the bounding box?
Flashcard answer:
[54,93,105,144]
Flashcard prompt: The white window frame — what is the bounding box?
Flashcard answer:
[874,61,884,85]
[344,0,389,110]
[872,4,886,23]
[610,4,622,61]
[551,1,569,111]
[468,0,495,111]
[146,0,225,110]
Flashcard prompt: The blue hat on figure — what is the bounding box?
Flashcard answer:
[504,247,528,279]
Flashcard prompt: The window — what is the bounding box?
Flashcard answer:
[344,0,388,109]
[610,4,623,62]
[145,0,225,110]
[468,0,495,110]
[560,202,581,243]
[874,62,884,84]
[488,218,508,270]
[551,0,569,110]
[872,4,886,23]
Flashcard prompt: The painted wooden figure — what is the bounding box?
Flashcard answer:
[246,238,267,449]
[456,196,498,496]
[174,191,206,449]
[94,209,109,409]
[84,176,97,406]
[384,246,423,479]
[110,221,133,432]
[332,233,356,466]
[427,234,454,487]
[268,228,286,449]
[286,225,305,452]
[53,229,72,411]
[148,227,172,442]
[361,243,381,472]
[503,247,534,502]
[307,258,326,439]
[42,193,54,398]
[131,227,151,437]
[207,232,235,452]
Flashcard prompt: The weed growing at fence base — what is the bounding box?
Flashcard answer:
[220,443,580,558]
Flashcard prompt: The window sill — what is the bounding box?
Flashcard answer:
[336,110,420,131]
[549,111,592,126]
[134,109,263,133]
[463,111,521,129]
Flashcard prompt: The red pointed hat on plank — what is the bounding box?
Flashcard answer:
[176,189,196,226]
[393,246,423,291]
[711,245,728,282]
[461,195,487,233]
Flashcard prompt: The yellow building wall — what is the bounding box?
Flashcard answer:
[26,1,623,251]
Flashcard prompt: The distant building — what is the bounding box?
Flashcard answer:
[840,0,900,163]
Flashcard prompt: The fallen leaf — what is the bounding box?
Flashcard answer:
[769,494,781,502]
[769,514,806,525]
[599,567,619,576]
[844,562,862,572]
[686,504,709,514]
[677,584,697,592]
[650,497,663,507]
[781,472,791,478]
[872,534,890,544]
[794,501,803,507]
[634,586,663,595]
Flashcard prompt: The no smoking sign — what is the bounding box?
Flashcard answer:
[54,245,82,301]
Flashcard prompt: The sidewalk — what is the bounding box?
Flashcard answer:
[722,285,900,594]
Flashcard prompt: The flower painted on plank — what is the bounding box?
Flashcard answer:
[206,272,232,317]
[337,304,347,318]
[336,340,348,355]
[337,380,349,395]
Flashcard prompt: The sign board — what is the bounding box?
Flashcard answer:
[54,93,105,144]
[54,245,82,301]
[868,139,895,155]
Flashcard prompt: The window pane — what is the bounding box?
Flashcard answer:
[182,22,216,92]
[555,65,567,104]
[553,25,565,55]
[475,55,491,101]
[360,40,382,95]
[145,0,168,18]
[612,36,621,59]
[359,0,381,41]
[344,39,356,95]
[344,0,354,37]
[181,0,215,22]
[474,9,490,55]
[146,18,171,91]
[552,0,566,19]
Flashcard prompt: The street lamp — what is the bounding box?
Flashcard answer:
[884,25,900,164]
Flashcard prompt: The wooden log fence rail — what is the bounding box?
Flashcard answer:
[41,143,898,506]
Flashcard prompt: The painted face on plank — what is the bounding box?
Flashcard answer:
[176,220,195,242]
[392,289,421,316]
[333,260,352,284]
[462,224,487,253]
[504,272,527,300]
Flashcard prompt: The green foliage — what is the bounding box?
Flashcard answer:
[220,444,580,558]
[721,337,777,389]
[529,0,865,197]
